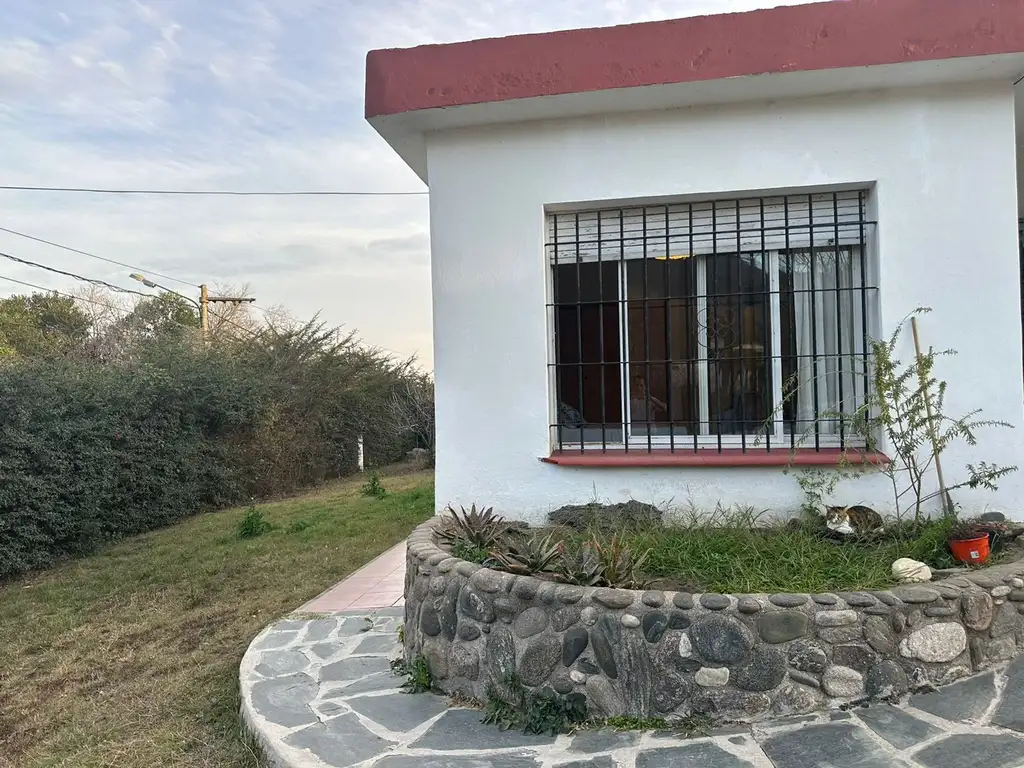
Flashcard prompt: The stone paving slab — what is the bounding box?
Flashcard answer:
[240,611,1024,768]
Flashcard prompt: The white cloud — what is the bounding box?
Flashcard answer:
[0,0,820,368]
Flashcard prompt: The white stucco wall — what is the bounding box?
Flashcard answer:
[426,82,1024,524]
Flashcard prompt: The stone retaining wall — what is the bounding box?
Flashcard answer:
[403,520,1024,721]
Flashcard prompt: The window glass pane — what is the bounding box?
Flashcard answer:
[553,261,622,443]
[625,257,700,437]
[705,252,772,436]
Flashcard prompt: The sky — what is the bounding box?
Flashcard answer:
[0,0,820,368]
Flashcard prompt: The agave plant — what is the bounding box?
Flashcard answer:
[553,542,606,587]
[594,533,652,589]
[435,504,511,550]
[489,531,563,576]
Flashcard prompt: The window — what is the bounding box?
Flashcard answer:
[548,190,877,454]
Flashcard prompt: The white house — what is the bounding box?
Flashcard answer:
[367,0,1024,523]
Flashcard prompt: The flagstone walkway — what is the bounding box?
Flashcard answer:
[241,607,1024,768]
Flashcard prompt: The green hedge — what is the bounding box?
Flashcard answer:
[0,330,421,579]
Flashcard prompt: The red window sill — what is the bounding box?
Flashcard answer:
[542,448,890,468]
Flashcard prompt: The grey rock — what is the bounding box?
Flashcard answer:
[734,647,786,692]
[581,607,599,625]
[668,611,692,630]
[1010,590,1024,602]
[584,675,621,717]
[933,584,962,599]
[673,593,694,609]
[457,623,481,641]
[690,614,756,664]
[250,673,318,727]
[551,670,575,694]
[252,630,298,651]
[556,585,585,604]
[538,583,558,605]
[620,613,641,628]
[643,611,669,643]
[924,605,956,617]
[652,671,694,712]
[548,500,663,532]
[424,645,449,680]
[552,607,581,632]
[592,589,634,609]
[495,596,519,617]
[513,578,538,601]
[348,692,449,732]
[411,708,556,750]
[788,670,821,688]
[456,561,480,577]
[864,616,896,654]
[788,641,829,674]
[812,594,838,605]
[772,683,827,716]
[353,634,397,655]
[760,722,909,768]
[738,597,762,614]
[470,567,505,593]
[769,594,809,608]
[700,594,731,610]
[429,576,447,596]
[487,627,517,680]
[569,728,640,754]
[303,619,337,642]
[758,611,809,643]
[459,587,495,623]
[320,656,390,682]
[818,626,864,644]
[864,660,909,698]
[899,623,967,662]
[695,666,730,687]
[450,644,480,680]
[441,579,462,640]
[837,592,877,607]
[420,603,442,637]
[514,607,550,638]
[376,757,540,768]
[822,666,864,698]
[891,610,907,633]
[336,671,402,696]
[864,605,892,616]
[554,759,615,768]
[635,743,754,768]
[992,657,1024,732]
[310,642,339,659]
[563,627,590,666]
[814,610,858,627]
[913,671,996,722]
[578,659,600,674]
[915,734,1024,768]
[980,511,1007,522]
[892,586,940,604]
[873,591,900,606]
[254,650,309,678]
[691,688,770,719]
[832,644,877,673]
[519,636,561,686]
[856,706,941,750]
[284,714,395,768]
[642,591,666,607]
[591,615,620,679]
[988,633,1018,662]
[991,602,1020,637]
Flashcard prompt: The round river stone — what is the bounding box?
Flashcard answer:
[690,614,756,664]
[758,611,809,644]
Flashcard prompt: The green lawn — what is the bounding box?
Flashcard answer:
[0,471,433,768]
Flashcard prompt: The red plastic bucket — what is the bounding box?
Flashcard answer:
[949,535,990,565]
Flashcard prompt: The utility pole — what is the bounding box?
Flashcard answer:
[130,273,254,338]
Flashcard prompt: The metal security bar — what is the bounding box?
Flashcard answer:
[547,190,879,454]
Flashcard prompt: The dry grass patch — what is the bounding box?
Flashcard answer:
[0,470,433,768]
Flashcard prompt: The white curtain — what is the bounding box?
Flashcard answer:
[792,248,865,438]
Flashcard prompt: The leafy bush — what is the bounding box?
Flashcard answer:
[237,508,275,539]
[360,473,387,499]
[0,319,430,580]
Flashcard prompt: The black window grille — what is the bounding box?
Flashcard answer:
[547,190,878,454]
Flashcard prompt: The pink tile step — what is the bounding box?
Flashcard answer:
[300,541,407,613]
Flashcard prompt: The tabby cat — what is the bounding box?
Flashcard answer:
[823,504,884,535]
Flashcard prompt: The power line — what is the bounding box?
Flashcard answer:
[0,274,129,314]
[0,185,428,197]
[0,225,197,288]
[0,251,152,297]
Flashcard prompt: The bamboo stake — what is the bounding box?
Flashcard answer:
[911,316,953,516]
